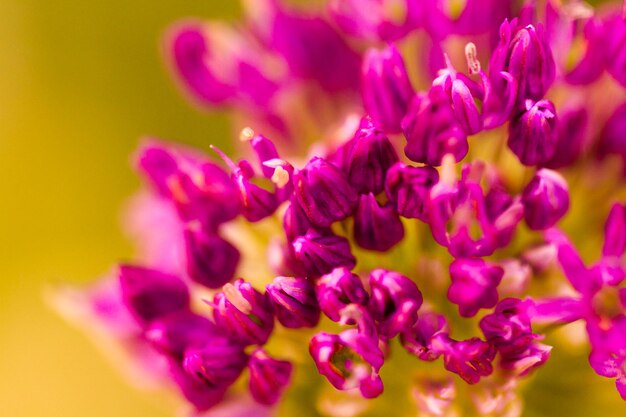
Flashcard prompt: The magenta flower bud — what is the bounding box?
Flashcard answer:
[294,157,358,228]
[136,143,180,198]
[449,78,483,135]
[448,258,503,318]
[183,336,248,387]
[522,168,569,230]
[479,298,534,352]
[385,162,439,220]
[292,229,356,277]
[604,13,626,89]
[500,342,552,376]
[137,143,241,229]
[604,203,626,258]
[184,226,240,289]
[232,163,280,223]
[482,298,552,376]
[484,186,523,248]
[343,117,399,194]
[211,145,281,223]
[168,360,228,411]
[400,312,448,361]
[429,162,520,258]
[542,106,588,169]
[328,0,421,41]
[424,0,512,38]
[587,317,626,400]
[169,25,236,105]
[362,45,414,133]
[402,88,468,166]
[248,349,293,405]
[547,6,605,85]
[212,279,274,346]
[490,21,555,103]
[316,267,369,322]
[482,70,517,129]
[599,103,626,174]
[353,193,404,252]
[266,276,320,328]
[431,334,496,384]
[282,198,314,242]
[309,328,384,398]
[508,99,558,166]
[145,311,218,356]
[369,269,423,338]
[119,265,189,325]
[249,133,280,178]
[268,8,361,93]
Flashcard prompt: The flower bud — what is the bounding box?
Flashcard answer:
[362,45,414,133]
[402,87,468,166]
[490,21,555,103]
[353,193,404,251]
[249,133,280,178]
[168,360,228,411]
[604,203,626,258]
[293,229,356,277]
[310,328,384,398]
[479,298,533,352]
[145,311,218,357]
[448,259,503,318]
[521,168,569,230]
[183,337,248,386]
[294,157,358,228]
[212,279,274,345]
[499,342,552,376]
[328,0,420,41]
[169,25,237,105]
[248,349,293,405]
[119,265,189,325]
[282,198,314,242]
[604,13,626,88]
[542,106,588,169]
[266,276,321,328]
[317,267,369,322]
[184,226,240,289]
[268,7,361,93]
[369,269,423,338]
[481,297,552,375]
[137,142,241,229]
[385,162,439,220]
[431,334,495,384]
[450,78,483,135]
[233,162,281,223]
[508,99,558,166]
[343,117,399,194]
[401,312,448,361]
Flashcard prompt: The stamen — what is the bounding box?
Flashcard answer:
[209,144,238,171]
[271,165,290,188]
[239,127,255,142]
[465,42,481,75]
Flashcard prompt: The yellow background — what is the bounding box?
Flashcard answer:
[0,2,239,416]
[1,1,626,417]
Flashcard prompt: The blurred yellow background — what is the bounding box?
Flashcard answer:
[1,1,626,417]
[0,2,239,416]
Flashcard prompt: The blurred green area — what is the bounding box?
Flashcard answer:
[1,1,626,417]
[0,2,238,417]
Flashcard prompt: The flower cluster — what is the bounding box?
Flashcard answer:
[57,0,626,416]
